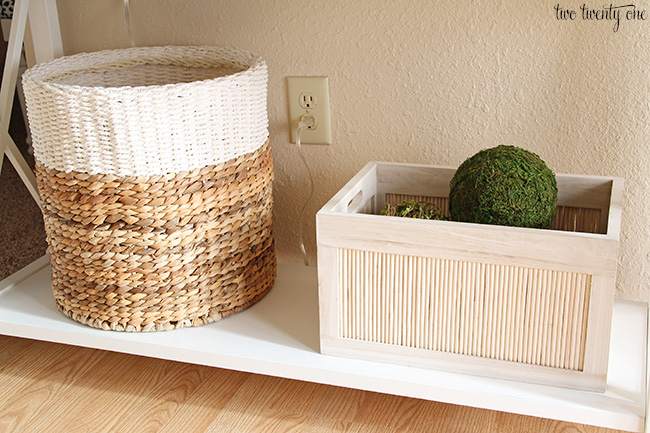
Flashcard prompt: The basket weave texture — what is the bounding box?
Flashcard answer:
[23,46,276,331]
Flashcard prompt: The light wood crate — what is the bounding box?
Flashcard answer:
[316,161,623,392]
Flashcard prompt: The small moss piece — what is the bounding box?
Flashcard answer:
[381,200,449,221]
[449,145,558,229]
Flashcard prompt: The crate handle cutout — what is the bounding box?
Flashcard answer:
[347,190,365,213]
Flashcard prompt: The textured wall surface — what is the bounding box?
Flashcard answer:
[55,0,650,301]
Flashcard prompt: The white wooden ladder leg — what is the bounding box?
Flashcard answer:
[0,0,62,210]
[0,0,40,208]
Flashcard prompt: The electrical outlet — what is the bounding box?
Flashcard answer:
[299,93,316,109]
[287,76,331,145]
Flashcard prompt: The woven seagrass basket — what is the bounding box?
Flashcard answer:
[22,46,276,331]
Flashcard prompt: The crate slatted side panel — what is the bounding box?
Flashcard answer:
[338,248,592,371]
[552,206,602,234]
[385,194,602,234]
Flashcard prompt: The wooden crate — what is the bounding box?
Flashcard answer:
[316,161,623,391]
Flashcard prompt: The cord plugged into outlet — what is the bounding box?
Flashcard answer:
[288,77,331,265]
[287,76,331,145]
[296,114,315,266]
[300,114,317,130]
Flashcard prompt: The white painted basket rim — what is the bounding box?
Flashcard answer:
[23,45,269,176]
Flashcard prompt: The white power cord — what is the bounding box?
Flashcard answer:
[124,0,135,47]
[297,115,316,266]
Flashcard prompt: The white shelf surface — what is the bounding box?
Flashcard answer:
[0,257,647,432]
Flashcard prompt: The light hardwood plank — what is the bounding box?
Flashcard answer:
[156,368,249,433]
[345,389,453,432]
[546,420,592,432]
[495,410,589,433]
[202,374,294,432]
[495,410,551,433]
[441,404,497,433]
[307,384,368,423]
[60,359,173,433]
[0,336,38,371]
[0,339,106,433]
[109,361,209,433]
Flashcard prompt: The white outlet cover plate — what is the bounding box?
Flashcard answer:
[287,76,332,145]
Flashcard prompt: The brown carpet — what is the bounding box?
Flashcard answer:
[0,41,48,282]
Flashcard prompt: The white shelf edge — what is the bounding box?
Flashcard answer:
[0,253,49,295]
[0,262,646,432]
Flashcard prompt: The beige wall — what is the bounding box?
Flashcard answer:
[55,0,650,301]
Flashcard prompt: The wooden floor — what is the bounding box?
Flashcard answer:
[0,335,627,433]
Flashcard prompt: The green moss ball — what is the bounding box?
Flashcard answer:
[449,145,558,229]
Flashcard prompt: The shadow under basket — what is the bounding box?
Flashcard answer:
[317,161,623,392]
